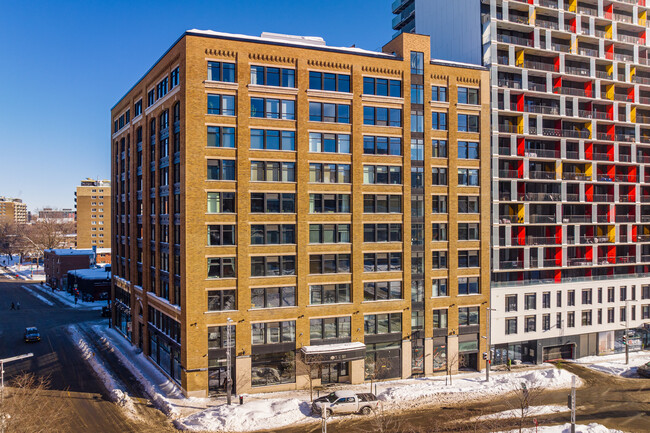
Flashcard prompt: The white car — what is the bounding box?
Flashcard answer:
[311,390,379,416]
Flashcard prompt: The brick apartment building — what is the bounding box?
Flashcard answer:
[75,179,111,248]
[0,197,27,224]
[111,30,491,397]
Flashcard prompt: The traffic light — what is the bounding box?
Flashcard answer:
[482,352,488,360]
[622,335,627,346]
[567,394,572,409]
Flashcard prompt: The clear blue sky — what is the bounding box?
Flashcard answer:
[0,0,393,212]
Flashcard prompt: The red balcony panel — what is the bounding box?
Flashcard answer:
[585,142,593,160]
[555,247,562,266]
[553,76,562,93]
[518,226,526,246]
[585,246,593,261]
[517,160,525,178]
[517,137,525,156]
[585,81,593,98]
[555,226,562,245]
[517,93,525,111]
[554,56,560,72]
[585,183,593,201]
[554,269,561,282]
[632,225,637,242]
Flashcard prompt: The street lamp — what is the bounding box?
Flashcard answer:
[620,299,630,365]
[226,317,233,405]
[482,307,497,382]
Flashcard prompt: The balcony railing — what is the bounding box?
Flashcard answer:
[596,215,610,223]
[641,255,650,262]
[638,235,650,242]
[536,20,559,30]
[580,236,610,244]
[568,258,593,266]
[616,133,635,142]
[593,111,612,120]
[525,61,556,71]
[614,53,634,62]
[615,174,636,182]
[528,82,547,92]
[593,152,611,161]
[637,115,650,124]
[578,47,598,57]
[577,109,593,119]
[528,171,557,180]
[499,170,520,178]
[543,128,561,137]
[530,214,557,223]
[555,86,587,96]
[538,0,558,8]
[566,151,580,159]
[499,193,512,201]
[499,260,524,269]
[593,194,615,202]
[566,193,580,201]
[641,196,650,202]
[577,7,597,16]
[640,155,650,163]
[527,236,559,245]
[563,173,590,181]
[616,256,636,264]
[619,195,635,203]
[498,124,519,133]
[526,105,560,115]
[543,259,559,267]
[595,29,607,38]
[508,15,530,25]
[498,146,511,156]
[552,43,571,53]
[596,174,614,182]
[614,13,633,23]
[497,34,534,46]
[564,215,592,222]
[595,132,613,141]
[616,215,636,222]
[614,94,634,102]
[499,215,521,223]
[617,34,640,44]
[519,192,561,201]
[498,79,522,89]
[596,70,613,79]
[565,66,590,77]
[562,129,590,138]
[526,148,559,158]
[642,215,650,222]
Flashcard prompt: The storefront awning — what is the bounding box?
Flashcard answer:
[301,342,366,364]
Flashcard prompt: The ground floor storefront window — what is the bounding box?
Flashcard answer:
[411,340,424,376]
[364,342,401,380]
[458,334,479,371]
[251,351,295,387]
[208,326,236,395]
[492,342,536,365]
[149,329,181,383]
[432,337,447,372]
[115,306,131,341]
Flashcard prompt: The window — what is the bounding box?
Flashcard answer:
[207,192,236,213]
[567,311,575,327]
[459,307,479,326]
[506,318,517,334]
[363,77,401,97]
[207,290,236,311]
[309,254,351,274]
[363,136,401,155]
[363,165,402,184]
[432,167,448,185]
[506,294,518,312]
[250,129,295,151]
[432,223,448,241]
[250,97,295,119]
[207,160,236,181]
[134,99,142,117]
[251,66,295,87]
[411,139,424,160]
[542,292,551,308]
[458,87,479,105]
[363,106,402,127]
[432,195,448,213]
[568,290,576,306]
[542,314,551,331]
[207,225,236,246]
[207,94,236,116]
[581,310,592,326]
[170,67,179,89]
[458,223,479,240]
[411,84,424,104]
[432,278,448,297]
[410,52,424,74]
[643,285,650,300]
[250,193,295,213]
[309,224,350,243]
[309,163,350,183]
[608,287,615,302]
[250,161,295,182]
[433,309,448,329]
[524,316,536,332]
[432,140,448,158]
[309,194,350,213]
[642,305,650,319]
[598,288,603,303]
[250,256,296,276]
[364,224,402,243]
[310,317,351,341]
[432,112,448,130]
[251,286,296,309]
[431,85,447,102]
[207,61,236,82]
[251,321,295,345]
[598,309,603,324]
[364,313,402,334]
[458,142,479,159]
[147,89,155,107]
[458,114,480,133]
[363,253,402,272]
[364,281,402,301]
[458,277,480,295]
[582,289,593,305]
[458,168,479,186]
[363,194,402,213]
[250,224,295,245]
[620,306,627,322]
[458,196,479,213]
[251,352,295,387]
[458,250,479,268]
[309,102,350,123]
[432,251,448,269]
[525,293,537,310]
[207,257,236,279]
[309,284,351,304]
[156,77,168,99]
[620,286,627,301]
[557,291,563,307]
[308,72,350,92]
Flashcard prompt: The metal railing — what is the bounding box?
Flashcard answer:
[562,129,590,138]
[542,128,561,137]
[566,193,580,201]
[528,171,557,180]
[566,151,580,159]
[527,148,559,158]
[527,236,558,245]
[526,105,559,115]
[498,146,511,156]
[499,261,524,269]
[595,133,613,141]
[593,111,612,120]
[525,60,556,71]
[614,13,633,23]
[528,82,547,92]
[529,214,556,223]
[615,174,636,182]
[617,34,640,44]
[593,194,615,202]
[538,0,558,8]
[596,215,609,223]
[566,66,590,77]
[499,169,520,178]
[568,258,593,266]
[578,47,598,57]
[519,192,561,201]
[615,215,636,222]
[614,53,634,62]
[499,215,521,223]
[565,215,592,222]
[553,43,571,53]
[497,34,534,46]
[556,87,587,96]
[536,20,559,30]
[498,79,522,89]
[615,133,635,142]
[596,70,612,79]
[498,124,519,133]
[563,173,590,181]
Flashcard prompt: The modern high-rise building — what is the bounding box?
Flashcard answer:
[75,179,111,248]
[110,29,492,397]
[394,0,650,363]
[0,197,28,224]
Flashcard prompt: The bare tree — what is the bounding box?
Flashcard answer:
[508,379,544,433]
[296,352,326,402]
[0,220,29,261]
[25,218,75,251]
[364,354,395,393]
[446,351,458,386]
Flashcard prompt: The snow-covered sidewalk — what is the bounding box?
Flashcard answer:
[574,350,650,377]
[31,283,106,310]
[4,264,45,281]
[20,285,55,306]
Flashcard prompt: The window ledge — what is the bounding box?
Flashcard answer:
[204,80,238,90]
[429,100,450,108]
[307,89,354,100]
[361,95,405,105]
[306,302,353,307]
[248,84,298,96]
[456,103,482,112]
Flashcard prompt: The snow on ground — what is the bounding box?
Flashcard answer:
[66,325,138,418]
[20,285,54,307]
[503,423,625,433]
[575,350,650,378]
[32,283,106,310]
[4,264,45,281]
[476,404,568,421]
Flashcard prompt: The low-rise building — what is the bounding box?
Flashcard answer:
[67,267,112,301]
[44,249,96,289]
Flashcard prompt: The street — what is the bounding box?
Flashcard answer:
[0,278,171,432]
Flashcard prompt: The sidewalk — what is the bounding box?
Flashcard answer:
[574,350,650,377]
[4,264,45,281]
[32,283,106,310]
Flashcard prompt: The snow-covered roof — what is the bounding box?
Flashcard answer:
[96,248,111,254]
[301,341,365,354]
[46,249,94,256]
[68,267,112,280]
[430,58,487,70]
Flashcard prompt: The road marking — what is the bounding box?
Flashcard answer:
[20,285,55,306]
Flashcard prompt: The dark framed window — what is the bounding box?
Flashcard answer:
[458,114,480,132]
[581,310,592,326]
[431,85,447,102]
[250,129,295,151]
[363,252,402,272]
[432,195,448,214]
[310,317,351,341]
[251,224,295,245]
[170,67,180,88]
[458,168,479,186]
[207,257,236,278]
[432,279,448,297]
[458,141,480,159]
[542,314,551,331]
[458,196,479,213]
[363,136,401,155]
[432,111,448,130]
[433,309,448,329]
[251,286,296,309]
[363,165,402,184]
[411,84,424,104]
[147,89,155,107]
[432,167,448,185]
[458,277,480,295]
[309,163,350,183]
[207,94,236,116]
[363,106,402,127]
[207,192,236,213]
[364,313,402,334]
[506,294,518,312]
[458,223,479,240]
[309,194,350,213]
[309,284,351,304]
[568,290,576,306]
[309,71,350,92]
[309,254,351,274]
[134,99,142,117]
[525,293,537,310]
[309,224,350,243]
[208,61,236,82]
[432,223,448,241]
[309,102,350,123]
[432,139,448,158]
[543,292,551,308]
[363,281,402,301]
[251,321,295,345]
[458,87,479,105]
[582,289,593,305]
[207,160,236,181]
[432,251,447,269]
[410,51,424,74]
[250,161,295,182]
[363,194,402,213]
[207,126,236,148]
[363,224,402,243]
[207,290,236,311]
[308,132,350,153]
[362,77,401,97]
[524,316,536,332]
[506,318,517,334]
[250,256,296,277]
[250,97,295,119]
[458,307,479,326]
[207,225,236,246]
[250,193,295,213]
[156,77,168,99]
[250,66,295,87]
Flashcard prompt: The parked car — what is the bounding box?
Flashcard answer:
[24,327,41,343]
[638,361,650,378]
[101,306,111,317]
[312,390,379,416]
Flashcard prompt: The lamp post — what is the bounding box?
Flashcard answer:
[484,307,497,382]
[226,317,233,405]
[1,353,34,404]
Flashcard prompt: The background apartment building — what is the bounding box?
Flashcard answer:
[393,0,650,363]
[111,30,490,397]
[0,197,27,224]
[76,179,111,248]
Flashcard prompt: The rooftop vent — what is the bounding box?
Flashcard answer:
[260,32,326,46]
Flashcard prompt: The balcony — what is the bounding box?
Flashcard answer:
[528,171,557,180]
[619,195,635,202]
[530,214,557,223]
[577,109,593,119]
[640,155,650,163]
[616,256,636,264]
[498,124,520,133]
[552,43,571,53]
[526,105,560,115]
[577,7,597,16]
[641,255,650,262]
[542,128,562,137]
[637,115,650,124]
[499,215,521,223]
[499,260,524,269]
[596,215,610,223]
[595,132,613,141]
[536,20,559,30]
[498,146,511,156]
[614,13,633,23]
[556,87,587,97]
[527,236,559,245]
[528,82,547,92]
[639,234,650,242]
[641,196,650,202]
[508,15,530,25]
[580,236,610,244]
[538,0,558,8]
[577,47,598,57]
[615,174,636,182]
[564,215,592,223]
[519,192,561,201]
[566,150,580,159]
[499,169,520,178]
[498,79,522,89]
[593,111,613,120]
[526,148,559,158]
[497,34,533,47]
[525,61,556,72]
[568,258,592,266]
[596,70,613,79]
[543,259,559,267]
[566,193,580,201]
[616,133,635,142]
[563,173,590,181]
[562,129,590,138]
[593,194,615,202]
[614,53,634,62]
[565,66,590,77]
[616,215,636,222]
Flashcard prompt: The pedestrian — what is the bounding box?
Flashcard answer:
[10,302,15,310]
[16,302,20,310]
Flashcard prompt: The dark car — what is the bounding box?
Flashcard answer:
[24,327,41,343]
[101,306,111,317]
[638,361,650,378]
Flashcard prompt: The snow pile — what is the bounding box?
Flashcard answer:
[379,368,577,408]
[505,423,625,433]
[477,404,568,421]
[575,351,650,378]
[20,285,55,306]
[32,283,105,310]
[176,398,312,432]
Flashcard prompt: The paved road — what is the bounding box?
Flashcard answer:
[0,278,171,432]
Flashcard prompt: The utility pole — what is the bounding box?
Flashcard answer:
[570,375,576,433]
[321,403,329,433]
[625,299,630,365]
[226,317,233,405]
[1,353,34,404]
[485,307,496,382]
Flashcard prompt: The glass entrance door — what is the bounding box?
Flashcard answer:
[320,362,348,384]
